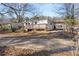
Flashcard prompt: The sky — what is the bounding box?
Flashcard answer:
[0,3,78,18]
[25,3,63,17]
[0,3,63,18]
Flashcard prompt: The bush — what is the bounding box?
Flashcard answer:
[2,24,10,31]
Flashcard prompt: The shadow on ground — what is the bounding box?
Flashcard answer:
[0,31,73,40]
[0,31,75,56]
[0,45,76,56]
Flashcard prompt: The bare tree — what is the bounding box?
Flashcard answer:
[1,3,34,23]
[0,4,9,29]
[56,3,76,32]
[55,3,74,19]
[56,3,79,56]
[31,8,41,17]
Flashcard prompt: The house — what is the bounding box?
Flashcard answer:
[24,16,66,31]
[23,16,48,31]
[24,16,54,31]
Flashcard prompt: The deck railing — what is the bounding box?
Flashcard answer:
[26,24,47,29]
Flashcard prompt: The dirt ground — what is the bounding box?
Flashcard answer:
[0,30,75,56]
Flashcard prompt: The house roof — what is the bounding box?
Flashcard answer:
[53,17,64,23]
[31,16,53,21]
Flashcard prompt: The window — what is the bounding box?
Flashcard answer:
[35,22,37,24]
[26,23,27,25]
[50,23,52,25]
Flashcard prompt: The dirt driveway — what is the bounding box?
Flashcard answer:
[0,30,73,51]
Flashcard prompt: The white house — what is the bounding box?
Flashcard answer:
[24,16,66,31]
[24,16,54,31]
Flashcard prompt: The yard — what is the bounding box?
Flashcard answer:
[0,30,76,56]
